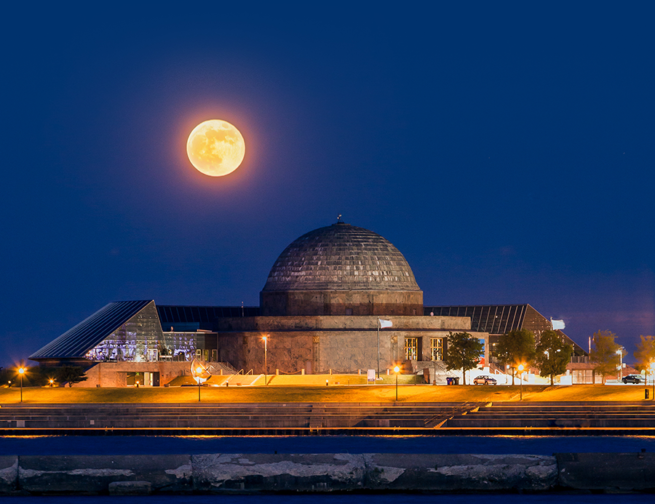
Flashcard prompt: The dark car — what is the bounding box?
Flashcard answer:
[622,374,643,384]
[473,375,497,385]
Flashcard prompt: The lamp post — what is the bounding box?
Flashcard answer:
[518,364,524,401]
[18,367,25,403]
[650,362,655,400]
[394,365,400,401]
[49,379,54,388]
[263,335,268,386]
[616,349,623,382]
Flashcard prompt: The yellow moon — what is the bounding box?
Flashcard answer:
[186,119,245,177]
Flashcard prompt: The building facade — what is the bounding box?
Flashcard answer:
[30,221,584,386]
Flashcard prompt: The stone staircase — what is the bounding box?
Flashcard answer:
[446,402,655,428]
[0,403,479,433]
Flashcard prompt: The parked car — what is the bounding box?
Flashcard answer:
[622,374,643,384]
[473,375,497,385]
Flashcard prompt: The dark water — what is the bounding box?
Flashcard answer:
[1,435,654,456]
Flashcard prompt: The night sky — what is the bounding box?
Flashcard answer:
[2,3,654,367]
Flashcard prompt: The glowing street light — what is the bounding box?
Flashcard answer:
[394,365,400,401]
[262,335,268,386]
[17,367,25,403]
[48,379,54,388]
[191,360,208,403]
[517,364,525,401]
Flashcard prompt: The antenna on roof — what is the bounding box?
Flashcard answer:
[241,301,244,318]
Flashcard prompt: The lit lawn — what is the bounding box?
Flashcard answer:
[0,383,651,405]
[266,374,422,386]
[521,384,650,402]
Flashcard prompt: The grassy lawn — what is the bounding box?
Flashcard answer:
[0,383,652,404]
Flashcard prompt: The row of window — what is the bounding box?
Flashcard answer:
[404,337,443,361]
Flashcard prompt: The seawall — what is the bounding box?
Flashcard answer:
[1,452,653,495]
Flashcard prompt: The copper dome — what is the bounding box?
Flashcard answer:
[263,222,420,292]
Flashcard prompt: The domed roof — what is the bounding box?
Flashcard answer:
[263,222,420,292]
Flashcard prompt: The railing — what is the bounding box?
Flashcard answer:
[570,356,590,364]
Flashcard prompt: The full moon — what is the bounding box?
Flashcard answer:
[186,119,246,177]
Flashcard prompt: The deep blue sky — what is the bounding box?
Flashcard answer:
[1,3,654,366]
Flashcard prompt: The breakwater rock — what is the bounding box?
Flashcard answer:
[0,452,652,495]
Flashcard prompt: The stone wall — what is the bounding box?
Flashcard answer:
[74,362,193,387]
[217,329,488,375]
[8,452,654,495]
[260,290,424,316]
[217,315,471,332]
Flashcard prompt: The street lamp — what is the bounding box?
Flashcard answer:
[394,365,400,401]
[650,362,655,400]
[616,349,623,381]
[262,335,268,385]
[18,367,25,403]
[517,364,524,401]
[48,379,54,388]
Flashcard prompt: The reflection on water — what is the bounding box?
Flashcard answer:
[1,435,655,456]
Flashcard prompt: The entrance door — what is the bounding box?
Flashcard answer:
[404,338,418,360]
[153,372,160,387]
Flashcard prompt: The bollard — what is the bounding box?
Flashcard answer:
[329,369,332,375]
[276,369,279,375]
[646,389,650,400]
[326,379,329,386]
[301,369,305,375]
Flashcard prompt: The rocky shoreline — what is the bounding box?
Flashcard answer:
[1,452,653,495]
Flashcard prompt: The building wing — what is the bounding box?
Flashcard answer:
[29,300,154,361]
[425,304,586,356]
[157,305,260,331]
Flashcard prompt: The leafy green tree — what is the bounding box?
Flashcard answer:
[56,366,88,387]
[493,329,536,385]
[634,335,655,374]
[590,330,620,384]
[443,332,484,385]
[535,330,573,385]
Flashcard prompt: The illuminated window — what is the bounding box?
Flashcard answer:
[405,338,418,360]
[430,338,443,361]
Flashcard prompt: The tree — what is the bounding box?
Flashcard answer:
[443,332,484,385]
[56,366,88,387]
[590,330,620,384]
[534,330,573,385]
[493,329,536,385]
[634,335,655,373]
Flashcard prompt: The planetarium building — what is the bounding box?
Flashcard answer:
[30,221,582,386]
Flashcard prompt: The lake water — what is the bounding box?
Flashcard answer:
[1,435,654,455]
